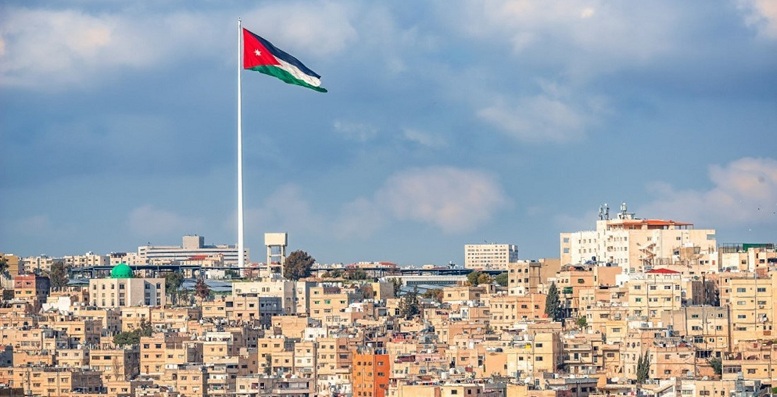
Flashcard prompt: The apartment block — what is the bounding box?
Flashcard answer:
[464,243,519,271]
[626,269,682,320]
[352,350,390,397]
[560,203,716,273]
[726,273,775,345]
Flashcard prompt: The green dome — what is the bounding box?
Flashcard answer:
[110,263,134,279]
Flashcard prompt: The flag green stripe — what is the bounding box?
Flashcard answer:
[248,65,327,93]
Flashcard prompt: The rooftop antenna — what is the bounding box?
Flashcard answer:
[598,203,610,220]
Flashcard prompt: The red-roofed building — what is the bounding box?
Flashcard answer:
[560,202,717,273]
[646,268,681,274]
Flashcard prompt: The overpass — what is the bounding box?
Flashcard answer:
[70,264,504,279]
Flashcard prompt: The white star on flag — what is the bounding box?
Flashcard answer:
[254,49,261,56]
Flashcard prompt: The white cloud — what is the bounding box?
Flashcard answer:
[452,0,678,77]
[402,128,447,148]
[477,82,607,143]
[0,2,357,90]
[640,157,777,227]
[0,7,217,90]
[245,167,508,241]
[242,2,358,58]
[333,120,379,142]
[244,184,326,235]
[376,166,510,233]
[737,0,777,39]
[332,198,387,239]
[128,205,203,238]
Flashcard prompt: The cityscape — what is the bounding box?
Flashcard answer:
[1,205,776,397]
[2,2,777,397]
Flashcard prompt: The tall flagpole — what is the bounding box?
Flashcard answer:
[237,18,245,270]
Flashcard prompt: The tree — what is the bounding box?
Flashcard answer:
[636,350,651,384]
[283,250,315,281]
[49,261,70,291]
[545,282,563,322]
[113,319,153,346]
[494,273,508,287]
[195,277,211,301]
[358,284,374,299]
[165,272,184,305]
[0,257,8,277]
[345,268,368,280]
[467,271,492,286]
[576,316,588,329]
[390,278,403,297]
[263,353,273,375]
[422,288,444,303]
[708,357,722,377]
[398,288,420,320]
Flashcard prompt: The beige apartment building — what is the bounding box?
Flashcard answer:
[13,273,50,311]
[140,333,201,377]
[120,306,152,332]
[63,252,109,268]
[308,286,358,324]
[161,364,207,397]
[582,304,629,344]
[71,306,122,335]
[38,316,102,347]
[719,244,777,272]
[57,347,89,368]
[505,332,563,379]
[661,306,731,353]
[90,345,141,382]
[726,272,775,345]
[232,278,298,314]
[507,258,561,295]
[464,243,519,271]
[560,203,717,273]
[2,366,103,396]
[0,253,21,277]
[442,283,490,304]
[20,255,60,274]
[88,264,165,308]
[626,269,682,320]
[723,340,777,382]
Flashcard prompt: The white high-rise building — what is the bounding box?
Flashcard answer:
[137,235,249,266]
[560,203,717,273]
[464,243,519,271]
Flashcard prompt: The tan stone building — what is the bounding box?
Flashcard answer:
[661,306,730,354]
[308,286,358,324]
[626,268,682,320]
[161,364,207,397]
[13,274,50,311]
[725,272,775,345]
[560,204,716,273]
[90,345,141,382]
[88,264,165,308]
[464,243,519,271]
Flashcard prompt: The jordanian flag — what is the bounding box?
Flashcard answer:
[243,28,327,93]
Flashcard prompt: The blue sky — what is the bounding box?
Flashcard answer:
[1,1,776,266]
